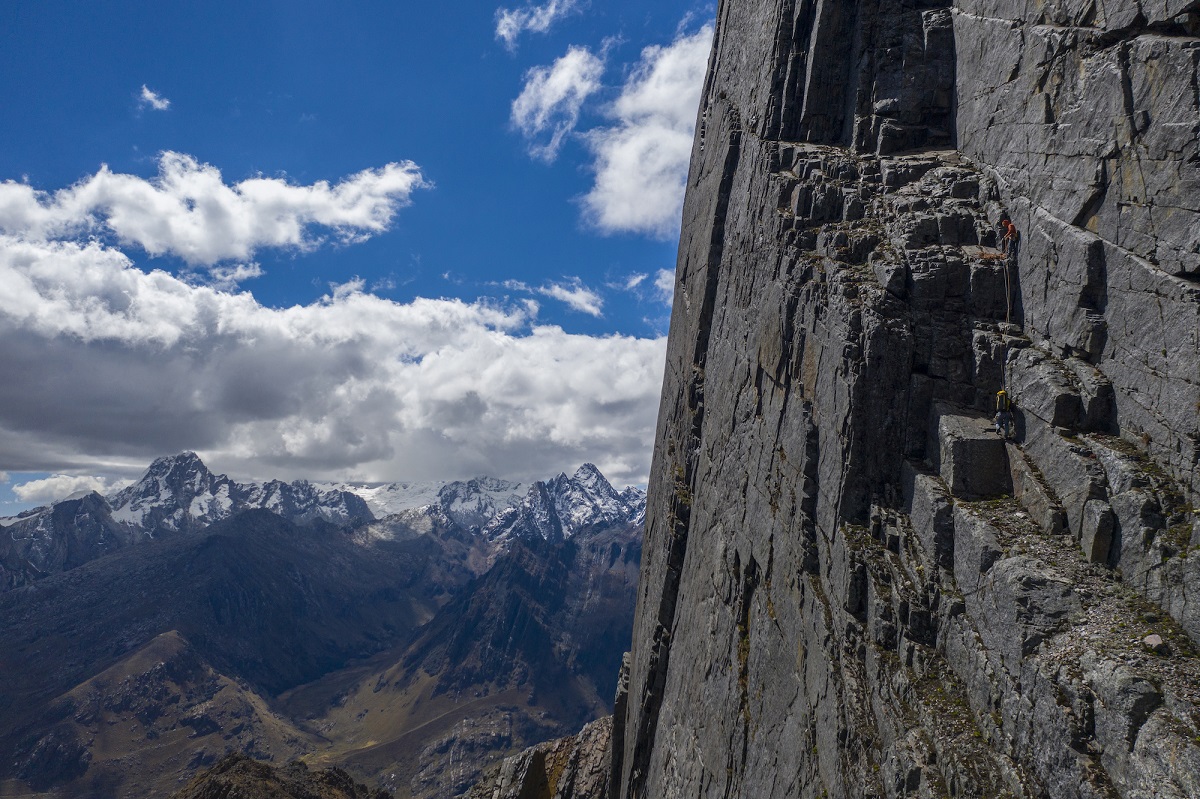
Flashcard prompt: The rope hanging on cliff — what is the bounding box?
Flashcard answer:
[994,220,1018,438]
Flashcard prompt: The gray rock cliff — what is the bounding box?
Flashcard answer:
[610,1,1200,798]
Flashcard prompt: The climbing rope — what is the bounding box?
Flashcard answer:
[995,222,1018,438]
[1002,237,1012,384]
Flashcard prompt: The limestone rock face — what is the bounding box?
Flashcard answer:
[614,1,1200,798]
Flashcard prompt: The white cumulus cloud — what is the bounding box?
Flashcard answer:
[539,279,604,317]
[503,278,604,317]
[512,46,605,162]
[203,262,264,291]
[139,85,171,111]
[0,152,427,266]
[0,236,665,487]
[496,0,580,49]
[581,24,712,238]
[12,474,124,503]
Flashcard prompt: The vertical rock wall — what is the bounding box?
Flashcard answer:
[614,1,1200,798]
[954,0,1200,493]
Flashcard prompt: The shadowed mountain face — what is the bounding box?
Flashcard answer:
[0,454,644,799]
[0,509,445,707]
[408,525,640,703]
[0,510,453,795]
[275,517,642,799]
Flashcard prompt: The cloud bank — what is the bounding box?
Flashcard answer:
[512,46,604,162]
[0,235,665,487]
[496,0,580,49]
[0,152,426,266]
[12,474,126,503]
[581,24,712,238]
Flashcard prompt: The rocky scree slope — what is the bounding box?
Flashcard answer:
[601,1,1200,799]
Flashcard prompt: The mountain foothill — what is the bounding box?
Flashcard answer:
[0,452,644,799]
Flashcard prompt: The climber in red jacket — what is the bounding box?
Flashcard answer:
[1001,220,1020,256]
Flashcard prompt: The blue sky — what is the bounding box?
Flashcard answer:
[0,0,715,511]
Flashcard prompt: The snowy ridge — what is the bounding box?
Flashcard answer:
[314,476,528,527]
[314,480,445,518]
[483,464,645,542]
[0,453,645,592]
[317,468,645,540]
[2,454,644,538]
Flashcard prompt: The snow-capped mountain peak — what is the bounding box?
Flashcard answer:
[311,476,527,526]
[483,464,645,542]
[436,477,527,529]
[103,453,372,534]
[0,454,644,593]
[107,452,226,531]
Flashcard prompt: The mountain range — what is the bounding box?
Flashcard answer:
[0,453,644,798]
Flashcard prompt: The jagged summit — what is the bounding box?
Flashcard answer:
[483,464,644,543]
[108,451,226,530]
[101,451,371,534]
[145,450,206,474]
[572,462,606,484]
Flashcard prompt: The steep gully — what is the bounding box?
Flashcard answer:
[470,1,1200,797]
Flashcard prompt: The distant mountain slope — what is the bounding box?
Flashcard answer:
[0,631,317,799]
[0,508,479,797]
[278,518,642,799]
[0,510,457,716]
[0,455,645,799]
